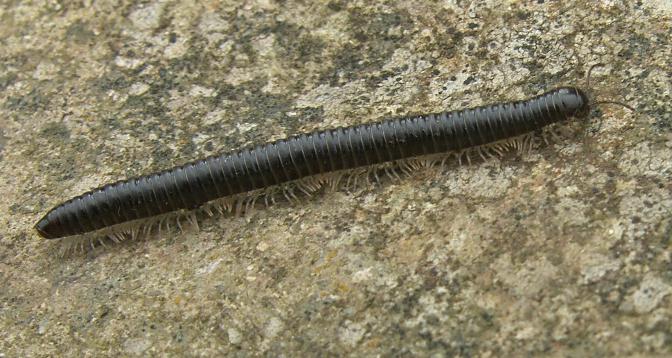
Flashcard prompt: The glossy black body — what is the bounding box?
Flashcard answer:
[35,87,589,239]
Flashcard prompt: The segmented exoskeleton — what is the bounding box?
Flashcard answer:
[35,87,590,241]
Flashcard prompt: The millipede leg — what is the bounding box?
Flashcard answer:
[176,215,184,233]
[235,198,244,216]
[204,205,214,217]
[188,213,199,230]
[246,195,259,214]
[477,147,487,161]
[297,182,312,196]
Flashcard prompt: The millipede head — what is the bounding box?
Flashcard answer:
[555,86,591,119]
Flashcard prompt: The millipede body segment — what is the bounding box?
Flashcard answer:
[35,87,590,240]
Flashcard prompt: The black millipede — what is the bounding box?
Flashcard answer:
[35,86,624,250]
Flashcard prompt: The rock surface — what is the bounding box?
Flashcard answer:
[1,1,670,356]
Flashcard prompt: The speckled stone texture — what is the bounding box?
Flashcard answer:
[1,0,670,356]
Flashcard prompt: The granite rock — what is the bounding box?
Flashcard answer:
[1,1,670,356]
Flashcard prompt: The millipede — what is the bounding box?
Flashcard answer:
[34,83,632,253]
